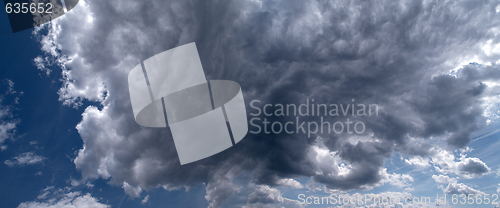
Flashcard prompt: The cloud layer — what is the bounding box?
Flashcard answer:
[34,0,500,206]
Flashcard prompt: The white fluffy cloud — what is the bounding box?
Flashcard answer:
[380,171,414,190]
[432,174,484,195]
[431,149,490,179]
[405,147,490,179]
[404,156,430,167]
[442,183,484,196]
[310,138,414,191]
[275,178,303,189]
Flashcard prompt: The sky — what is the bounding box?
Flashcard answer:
[1,0,500,207]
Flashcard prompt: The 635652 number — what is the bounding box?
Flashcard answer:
[5,3,52,14]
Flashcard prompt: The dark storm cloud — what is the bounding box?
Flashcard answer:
[407,64,500,148]
[36,0,500,206]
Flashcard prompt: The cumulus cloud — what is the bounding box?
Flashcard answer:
[4,152,46,167]
[18,187,109,208]
[275,178,303,189]
[306,138,415,191]
[457,157,490,178]
[33,0,500,206]
[405,147,490,179]
[432,174,484,195]
[442,183,484,196]
[380,172,414,190]
[430,149,490,179]
[404,156,430,167]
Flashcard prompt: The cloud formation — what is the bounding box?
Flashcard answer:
[428,148,491,178]
[0,79,21,151]
[4,152,46,167]
[457,158,490,178]
[432,174,484,195]
[243,185,304,208]
[34,0,500,206]
[18,186,108,208]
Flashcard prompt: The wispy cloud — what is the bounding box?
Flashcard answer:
[4,152,46,167]
[0,79,21,150]
[19,186,109,208]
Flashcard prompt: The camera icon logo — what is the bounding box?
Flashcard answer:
[128,43,248,165]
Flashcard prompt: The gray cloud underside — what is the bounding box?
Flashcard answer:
[36,0,500,207]
[458,158,490,176]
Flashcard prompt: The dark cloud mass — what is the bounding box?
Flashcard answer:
[35,0,500,207]
[458,158,490,177]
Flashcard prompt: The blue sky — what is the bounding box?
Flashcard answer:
[1,0,500,208]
